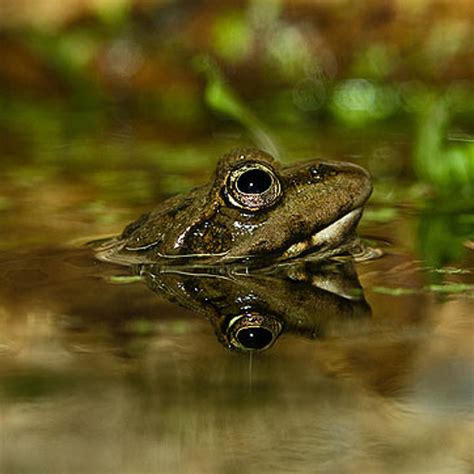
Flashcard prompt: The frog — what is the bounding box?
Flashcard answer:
[96,148,372,267]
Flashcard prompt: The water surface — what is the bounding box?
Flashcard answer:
[0,131,473,474]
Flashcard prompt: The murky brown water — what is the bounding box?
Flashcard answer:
[0,134,473,474]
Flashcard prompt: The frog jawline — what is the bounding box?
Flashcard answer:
[280,208,363,261]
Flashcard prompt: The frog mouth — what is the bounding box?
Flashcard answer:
[279,207,364,261]
[96,208,364,266]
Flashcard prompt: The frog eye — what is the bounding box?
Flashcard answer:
[226,163,282,211]
[227,313,282,352]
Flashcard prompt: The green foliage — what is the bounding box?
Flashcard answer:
[352,43,399,80]
[92,0,132,28]
[195,56,280,158]
[330,79,399,125]
[212,11,252,63]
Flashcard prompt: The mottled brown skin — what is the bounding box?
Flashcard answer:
[96,148,372,266]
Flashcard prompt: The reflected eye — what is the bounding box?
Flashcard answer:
[226,163,281,211]
[236,327,274,350]
[227,313,282,352]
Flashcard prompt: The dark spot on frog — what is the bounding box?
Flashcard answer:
[187,220,230,254]
[121,212,150,239]
[123,196,196,241]
[165,197,195,218]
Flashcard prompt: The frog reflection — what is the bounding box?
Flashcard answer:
[137,260,371,352]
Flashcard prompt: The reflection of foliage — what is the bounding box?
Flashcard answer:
[414,95,474,196]
[412,93,474,269]
[417,209,473,271]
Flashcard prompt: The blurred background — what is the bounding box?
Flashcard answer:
[0,0,473,264]
[1,5,473,473]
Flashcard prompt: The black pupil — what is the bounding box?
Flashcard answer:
[237,169,272,194]
[236,327,273,350]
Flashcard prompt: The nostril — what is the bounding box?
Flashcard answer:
[309,165,325,181]
[309,164,337,182]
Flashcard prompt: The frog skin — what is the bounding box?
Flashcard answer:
[138,260,371,352]
[96,148,372,266]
